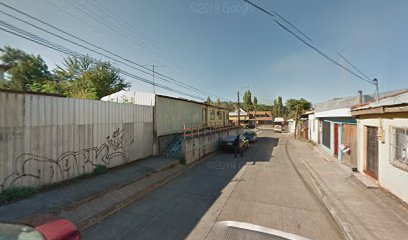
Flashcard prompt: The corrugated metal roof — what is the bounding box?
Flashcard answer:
[101,90,155,106]
[353,90,408,110]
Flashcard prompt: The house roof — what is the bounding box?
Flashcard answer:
[157,94,228,110]
[247,111,273,120]
[101,90,155,106]
[101,90,228,109]
[229,108,248,116]
[313,95,372,112]
[0,64,12,71]
[248,111,272,115]
[352,90,408,115]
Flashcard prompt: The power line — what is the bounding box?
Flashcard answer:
[86,0,210,87]
[243,0,374,85]
[70,0,225,100]
[337,52,371,80]
[0,2,229,101]
[0,20,206,101]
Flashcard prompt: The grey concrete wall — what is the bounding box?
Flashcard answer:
[0,91,153,191]
[158,133,181,154]
[184,128,243,164]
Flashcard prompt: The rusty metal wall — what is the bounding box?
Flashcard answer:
[0,91,153,191]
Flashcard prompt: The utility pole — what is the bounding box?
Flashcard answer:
[237,91,240,126]
[254,102,257,128]
[141,65,166,94]
[294,105,299,139]
[152,65,156,94]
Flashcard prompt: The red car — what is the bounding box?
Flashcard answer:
[0,217,80,240]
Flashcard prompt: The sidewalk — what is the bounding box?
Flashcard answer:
[289,138,408,240]
[0,157,179,228]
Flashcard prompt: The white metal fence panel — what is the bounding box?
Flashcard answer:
[0,91,153,191]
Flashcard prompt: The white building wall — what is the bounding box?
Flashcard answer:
[356,115,408,203]
[0,91,154,191]
[287,121,295,133]
[308,114,319,143]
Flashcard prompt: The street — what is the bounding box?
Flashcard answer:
[83,129,344,240]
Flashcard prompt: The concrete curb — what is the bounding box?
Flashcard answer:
[287,139,355,240]
[57,151,218,231]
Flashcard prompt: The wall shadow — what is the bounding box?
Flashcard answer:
[83,132,280,240]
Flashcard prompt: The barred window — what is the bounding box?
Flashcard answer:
[210,110,215,120]
[390,127,408,171]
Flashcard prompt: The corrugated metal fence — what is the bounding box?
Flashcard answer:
[0,91,153,191]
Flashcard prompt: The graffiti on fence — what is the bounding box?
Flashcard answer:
[0,128,134,191]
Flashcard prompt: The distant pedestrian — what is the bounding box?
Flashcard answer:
[233,135,244,158]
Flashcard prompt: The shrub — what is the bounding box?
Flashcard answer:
[93,164,108,175]
[0,187,37,203]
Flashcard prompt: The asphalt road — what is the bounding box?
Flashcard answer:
[83,130,344,240]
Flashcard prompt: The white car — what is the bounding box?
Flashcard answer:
[273,125,282,133]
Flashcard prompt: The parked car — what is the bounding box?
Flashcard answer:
[221,135,249,151]
[0,218,81,240]
[245,123,256,129]
[273,125,282,133]
[243,131,257,143]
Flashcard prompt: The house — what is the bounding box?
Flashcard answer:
[351,90,408,203]
[313,91,374,167]
[229,107,249,125]
[307,111,319,143]
[248,111,273,126]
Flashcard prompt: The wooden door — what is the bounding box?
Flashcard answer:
[366,126,379,179]
[342,124,357,167]
[334,124,339,156]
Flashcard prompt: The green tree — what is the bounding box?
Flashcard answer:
[285,98,311,138]
[273,99,278,116]
[216,97,221,106]
[0,46,53,91]
[206,96,212,104]
[243,90,253,111]
[277,96,283,116]
[253,96,258,107]
[55,55,129,99]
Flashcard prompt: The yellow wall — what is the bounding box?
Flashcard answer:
[206,106,229,126]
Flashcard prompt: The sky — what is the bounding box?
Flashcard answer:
[0,0,407,104]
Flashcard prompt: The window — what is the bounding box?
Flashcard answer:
[218,111,222,120]
[210,110,215,120]
[390,127,408,170]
